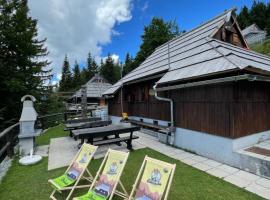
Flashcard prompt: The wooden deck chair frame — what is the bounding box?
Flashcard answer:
[74,149,129,200]
[127,156,176,200]
[49,143,98,200]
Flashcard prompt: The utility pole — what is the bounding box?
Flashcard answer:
[120,62,123,114]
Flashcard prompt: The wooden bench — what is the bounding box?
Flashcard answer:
[128,119,169,131]
[93,135,139,148]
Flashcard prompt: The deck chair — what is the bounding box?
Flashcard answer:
[73,149,129,200]
[49,143,98,200]
[128,156,176,200]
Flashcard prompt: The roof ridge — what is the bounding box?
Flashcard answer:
[205,37,240,69]
[156,7,236,50]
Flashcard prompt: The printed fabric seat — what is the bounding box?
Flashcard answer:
[48,143,98,200]
[73,149,129,200]
[128,156,176,200]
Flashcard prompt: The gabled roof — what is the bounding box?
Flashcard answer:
[103,8,270,96]
[73,74,112,98]
[157,38,270,84]
[242,24,266,36]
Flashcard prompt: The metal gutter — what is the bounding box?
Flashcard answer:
[156,74,270,92]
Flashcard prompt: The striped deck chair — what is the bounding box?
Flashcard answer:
[48,143,98,200]
[73,149,129,200]
[128,156,176,200]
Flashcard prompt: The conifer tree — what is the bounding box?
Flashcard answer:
[85,52,99,81]
[59,55,72,91]
[72,60,81,87]
[122,53,134,76]
[100,54,120,84]
[237,6,250,29]
[80,67,88,84]
[134,17,179,67]
[0,0,51,121]
[250,1,268,32]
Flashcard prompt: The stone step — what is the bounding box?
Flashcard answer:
[236,148,270,179]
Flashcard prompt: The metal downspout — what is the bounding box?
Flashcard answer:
[153,39,175,146]
[153,84,175,145]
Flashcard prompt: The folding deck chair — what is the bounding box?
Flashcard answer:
[128,156,176,200]
[48,143,98,200]
[73,149,129,200]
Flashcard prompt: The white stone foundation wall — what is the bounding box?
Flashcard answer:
[110,115,122,124]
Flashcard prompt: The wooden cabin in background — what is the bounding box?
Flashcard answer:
[103,8,270,177]
[69,74,111,106]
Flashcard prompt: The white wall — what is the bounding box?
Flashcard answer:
[110,115,122,125]
[174,127,239,165]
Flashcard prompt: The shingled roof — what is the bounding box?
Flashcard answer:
[73,74,112,98]
[103,8,270,95]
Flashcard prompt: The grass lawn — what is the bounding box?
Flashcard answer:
[0,148,264,199]
[0,125,265,199]
[36,124,69,146]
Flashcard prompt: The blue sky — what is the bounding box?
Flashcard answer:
[103,0,255,62]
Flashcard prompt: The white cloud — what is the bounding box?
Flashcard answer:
[141,1,149,12]
[102,54,120,64]
[28,0,132,82]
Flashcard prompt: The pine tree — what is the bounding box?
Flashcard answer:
[0,0,51,121]
[80,67,88,84]
[59,55,72,91]
[250,1,268,31]
[100,54,120,84]
[134,17,179,68]
[122,53,134,76]
[237,6,250,29]
[91,59,98,75]
[85,52,99,81]
[72,60,81,87]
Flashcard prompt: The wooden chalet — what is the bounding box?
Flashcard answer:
[70,74,112,106]
[103,8,270,176]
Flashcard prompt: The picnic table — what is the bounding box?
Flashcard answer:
[72,124,140,149]
[64,120,112,137]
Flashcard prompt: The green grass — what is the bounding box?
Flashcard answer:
[36,124,68,146]
[250,39,270,56]
[0,148,264,200]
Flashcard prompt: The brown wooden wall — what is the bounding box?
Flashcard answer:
[108,80,270,139]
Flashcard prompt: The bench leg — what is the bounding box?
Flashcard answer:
[115,134,121,146]
[87,137,93,145]
[127,140,132,150]
[127,131,133,150]
[78,139,84,149]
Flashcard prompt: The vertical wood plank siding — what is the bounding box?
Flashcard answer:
[108,80,270,139]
